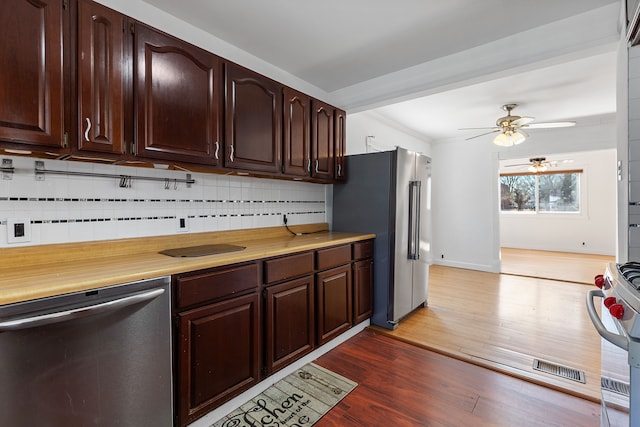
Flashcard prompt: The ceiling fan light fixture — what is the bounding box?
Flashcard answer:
[528,164,547,173]
[493,129,526,147]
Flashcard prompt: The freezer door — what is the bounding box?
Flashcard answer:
[413,153,432,307]
[393,148,416,322]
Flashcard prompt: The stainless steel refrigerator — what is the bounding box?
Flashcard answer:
[332,147,431,330]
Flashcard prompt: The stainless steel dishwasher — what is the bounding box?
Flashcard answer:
[0,276,173,426]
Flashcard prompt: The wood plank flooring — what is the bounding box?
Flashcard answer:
[501,247,614,284]
[371,263,603,402]
[314,330,601,427]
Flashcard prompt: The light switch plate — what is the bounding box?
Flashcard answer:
[7,218,31,243]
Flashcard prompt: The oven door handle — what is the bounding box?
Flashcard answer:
[0,288,165,332]
[586,289,629,351]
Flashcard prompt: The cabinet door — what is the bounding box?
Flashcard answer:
[353,259,373,324]
[283,87,310,177]
[225,63,282,174]
[0,0,66,150]
[316,264,352,345]
[76,0,125,155]
[334,108,347,181]
[177,292,260,426]
[264,275,315,375]
[311,100,334,181]
[135,24,221,165]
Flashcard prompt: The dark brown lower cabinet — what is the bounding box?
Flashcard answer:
[316,264,352,345]
[264,275,315,375]
[177,292,260,426]
[353,258,374,324]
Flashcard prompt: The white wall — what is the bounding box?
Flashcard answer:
[499,149,617,255]
[345,111,432,156]
[430,139,501,272]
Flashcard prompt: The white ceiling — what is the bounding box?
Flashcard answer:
[142,0,621,142]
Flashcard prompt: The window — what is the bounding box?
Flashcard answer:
[500,170,581,213]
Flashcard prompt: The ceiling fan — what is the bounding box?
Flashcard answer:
[503,157,573,173]
[460,104,576,147]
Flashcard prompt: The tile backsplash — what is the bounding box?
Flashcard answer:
[0,156,328,247]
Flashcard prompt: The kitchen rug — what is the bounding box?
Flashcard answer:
[212,363,357,427]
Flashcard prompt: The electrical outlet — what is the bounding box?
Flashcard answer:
[7,218,31,243]
[177,217,189,233]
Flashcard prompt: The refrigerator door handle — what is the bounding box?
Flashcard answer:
[408,180,421,260]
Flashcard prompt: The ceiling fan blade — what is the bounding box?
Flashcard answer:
[511,116,534,127]
[521,121,576,129]
[464,129,501,140]
[458,127,499,130]
[547,159,574,166]
[504,163,530,167]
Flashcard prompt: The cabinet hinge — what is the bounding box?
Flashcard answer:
[130,23,135,34]
[131,142,136,156]
[63,132,68,148]
[62,0,68,10]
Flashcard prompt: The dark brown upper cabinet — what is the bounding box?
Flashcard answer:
[134,24,222,166]
[283,87,311,178]
[224,63,282,174]
[334,108,347,182]
[0,0,68,152]
[311,100,334,181]
[76,0,126,156]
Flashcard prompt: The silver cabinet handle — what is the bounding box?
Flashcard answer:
[315,159,319,173]
[307,159,311,173]
[230,145,234,162]
[338,164,342,177]
[214,141,219,160]
[0,288,165,331]
[84,117,92,141]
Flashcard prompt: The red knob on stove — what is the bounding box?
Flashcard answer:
[604,297,617,309]
[594,274,605,289]
[609,303,624,320]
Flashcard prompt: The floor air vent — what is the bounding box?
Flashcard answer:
[601,376,630,397]
[532,359,586,383]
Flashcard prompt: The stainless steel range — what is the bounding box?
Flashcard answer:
[587,262,640,426]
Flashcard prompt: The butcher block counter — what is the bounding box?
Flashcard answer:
[0,223,375,306]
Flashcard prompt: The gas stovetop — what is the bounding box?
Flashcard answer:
[600,262,640,339]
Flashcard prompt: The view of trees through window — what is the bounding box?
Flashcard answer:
[500,171,580,213]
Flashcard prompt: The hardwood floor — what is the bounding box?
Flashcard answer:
[371,265,603,402]
[500,247,614,285]
[308,250,609,426]
[314,330,600,427]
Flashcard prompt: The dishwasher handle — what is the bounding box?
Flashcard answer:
[586,288,629,351]
[0,287,165,331]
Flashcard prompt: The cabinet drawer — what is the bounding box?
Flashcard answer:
[353,240,373,261]
[176,262,259,309]
[264,251,314,284]
[316,244,351,271]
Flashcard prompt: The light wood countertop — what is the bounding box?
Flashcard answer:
[0,224,375,306]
